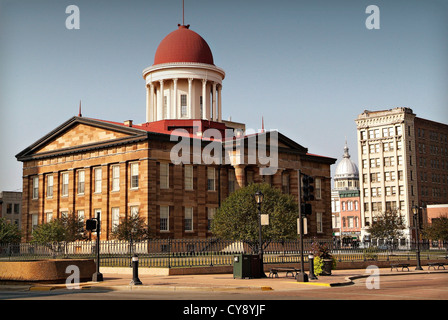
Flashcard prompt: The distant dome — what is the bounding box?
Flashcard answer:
[335,143,359,180]
[153,25,214,66]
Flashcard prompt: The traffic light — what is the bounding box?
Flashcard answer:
[301,203,312,216]
[86,218,98,231]
[302,174,315,202]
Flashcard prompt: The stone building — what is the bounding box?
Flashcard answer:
[355,107,448,241]
[0,191,23,229]
[16,24,336,241]
[331,142,361,240]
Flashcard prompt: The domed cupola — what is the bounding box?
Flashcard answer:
[334,142,359,190]
[143,25,225,123]
[154,25,214,66]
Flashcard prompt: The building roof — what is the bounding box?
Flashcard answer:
[334,143,359,179]
[153,25,214,66]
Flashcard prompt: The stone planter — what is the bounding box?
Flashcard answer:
[0,259,96,283]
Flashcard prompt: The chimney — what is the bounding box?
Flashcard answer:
[124,120,133,127]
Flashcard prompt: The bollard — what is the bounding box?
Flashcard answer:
[130,254,142,285]
[308,254,318,280]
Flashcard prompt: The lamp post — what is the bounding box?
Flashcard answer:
[92,211,103,282]
[254,190,267,278]
[412,205,423,271]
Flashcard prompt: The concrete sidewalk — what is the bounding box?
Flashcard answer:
[7,267,447,292]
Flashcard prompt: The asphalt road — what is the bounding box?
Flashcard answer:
[1,272,447,301]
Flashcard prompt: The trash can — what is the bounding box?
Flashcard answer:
[233,254,252,279]
[250,254,263,278]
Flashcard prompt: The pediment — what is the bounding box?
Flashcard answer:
[16,117,147,161]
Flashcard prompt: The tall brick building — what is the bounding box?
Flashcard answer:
[16,24,336,241]
[355,107,448,241]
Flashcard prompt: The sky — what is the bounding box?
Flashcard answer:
[0,0,447,192]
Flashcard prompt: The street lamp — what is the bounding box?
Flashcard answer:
[412,205,423,270]
[255,190,266,278]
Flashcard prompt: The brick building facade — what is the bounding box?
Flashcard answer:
[16,24,336,241]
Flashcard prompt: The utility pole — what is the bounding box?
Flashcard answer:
[296,169,308,282]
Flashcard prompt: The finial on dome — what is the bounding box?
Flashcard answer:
[343,140,350,159]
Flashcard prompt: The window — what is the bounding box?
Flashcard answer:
[160,206,169,231]
[185,207,193,231]
[374,129,380,138]
[61,211,68,220]
[315,178,322,199]
[181,94,187,117]
[160,163,169,189]
[130,163,139,189]
[207,208,215,231]
[207,167,215,191]
[316,212,323,233]
[32,176,39,199]
[32,214,38,230]
[112,165,120,191]
[282,172,290,194]
[347,201,353,211]
[184,165,193,190]
[398,155,403,166]
[396,126,402,135]
[361,130,367,140]
[111,208,120,231]
[78,170,85,195]
[46,212,53,222]
[94,167,102,193]
[77,210,85,222]
[13,203,20,214]
[130,206,139,219]
[47,175,53,198]
[389,127,394,136]
[61,172,69,197]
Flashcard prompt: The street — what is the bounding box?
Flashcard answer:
[1,272,447,300]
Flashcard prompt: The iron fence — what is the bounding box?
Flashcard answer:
[1,239,447,268]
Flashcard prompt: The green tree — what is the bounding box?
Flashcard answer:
[60,212,88,242]
[422,216,448,242]
[0,218,22,243]
[111,214,151,241]
[31,219,66,244]
[211,183,300,249]
[367,210,406,240]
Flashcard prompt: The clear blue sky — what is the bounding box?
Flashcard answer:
[1,0,447,191]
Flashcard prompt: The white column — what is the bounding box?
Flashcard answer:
[166,85,171,119]
[146,84,151,123]
[173,78,178,119]
[202,79,207,120]
[188,78,193,119]
[157,80,164,121]
[151,83,155,122]
[212,82,217,121]
[218,84,222,122]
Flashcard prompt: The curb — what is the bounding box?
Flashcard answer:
[80,284,273,292]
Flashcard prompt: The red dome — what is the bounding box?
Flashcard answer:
[154,25,214,66]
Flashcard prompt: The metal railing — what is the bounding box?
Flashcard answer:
[1,239,447,268]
